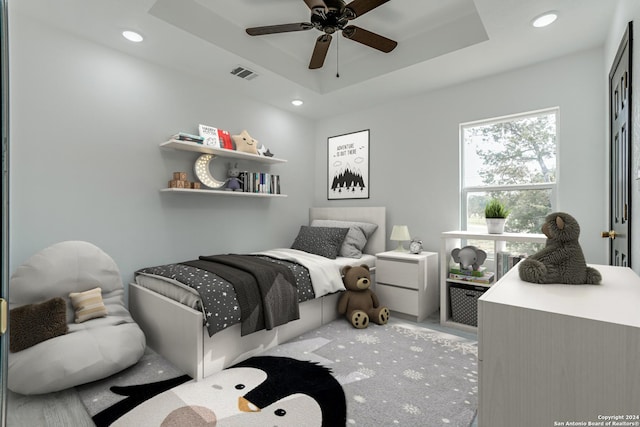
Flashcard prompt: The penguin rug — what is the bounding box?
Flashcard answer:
[92,356,344,427]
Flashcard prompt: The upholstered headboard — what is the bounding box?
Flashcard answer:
[309,207,386,256]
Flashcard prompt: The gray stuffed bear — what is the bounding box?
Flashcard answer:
[518,212,601,285]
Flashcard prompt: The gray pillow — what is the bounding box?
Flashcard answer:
[291,226,349,259]
[311,219,378,258]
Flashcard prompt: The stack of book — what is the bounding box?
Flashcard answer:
[449,267,495,285]
[239,171,281,194]
[496,252,528,279]
[171,132,204,144]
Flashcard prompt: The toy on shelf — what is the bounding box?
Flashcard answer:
[451,245,487,271]
[231,130,258,155]
[168,171,200,189]
[224,163,242,192]
[256,141,274,157]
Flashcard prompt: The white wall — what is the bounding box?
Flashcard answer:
[9,9,611,288]
[9,12,315,284]
[606,0,640,272]
[314,48,608,264]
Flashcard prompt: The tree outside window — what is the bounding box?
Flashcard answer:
[460,109,558,253]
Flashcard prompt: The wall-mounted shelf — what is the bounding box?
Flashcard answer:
[160,188,287,198]
[160,138,287,197]
[160,139,287,164]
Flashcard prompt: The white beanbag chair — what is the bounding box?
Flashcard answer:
[8,241,146,395]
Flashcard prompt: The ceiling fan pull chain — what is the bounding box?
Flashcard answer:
[336,35,340,78]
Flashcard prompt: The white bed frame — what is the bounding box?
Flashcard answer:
[129,207,386,380]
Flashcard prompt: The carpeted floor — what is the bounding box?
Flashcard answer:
[7,315,479,426]
[73,317,477,426]
[75,346,185,417]
[263,318,478,426]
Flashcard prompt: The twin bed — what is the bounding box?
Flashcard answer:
[129,207,386,380]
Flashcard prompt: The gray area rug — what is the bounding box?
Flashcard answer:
[76,318,478,426]
[76,346,185,416]
[263,318,478,426]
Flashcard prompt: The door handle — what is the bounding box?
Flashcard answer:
[0,298,6,335]
[601,230,617,239]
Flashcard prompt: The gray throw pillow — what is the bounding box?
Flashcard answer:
[291,226,349,259]
[311,219,378,258]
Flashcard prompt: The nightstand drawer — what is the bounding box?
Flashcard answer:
[376,283,418,316]
[376,258,420,289]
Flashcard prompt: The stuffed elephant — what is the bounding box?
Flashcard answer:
[451,246,487,271]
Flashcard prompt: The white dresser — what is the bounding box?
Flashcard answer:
[375,251,438,322]
[477,265,640,427]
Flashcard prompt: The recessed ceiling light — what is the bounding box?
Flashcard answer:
[291,99,304,106]
[122,30,144,42]
[532,12,558,28]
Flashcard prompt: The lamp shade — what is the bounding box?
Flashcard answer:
[390,225,411,252]
[390,225,411,241]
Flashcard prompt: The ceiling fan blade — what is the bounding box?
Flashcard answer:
[342,25,397,52]
[309,34,332,69]
[246,23,313,36]
[304,0,328,14]
[345,0,390,18]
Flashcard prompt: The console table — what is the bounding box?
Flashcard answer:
[477,265,640,426]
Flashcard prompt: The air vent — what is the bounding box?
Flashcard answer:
[230,66,258,81]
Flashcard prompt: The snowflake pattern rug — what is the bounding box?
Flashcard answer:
[262,318,478,427]
[77,319,477,426]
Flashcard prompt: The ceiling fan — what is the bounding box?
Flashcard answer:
[246,0,397,70]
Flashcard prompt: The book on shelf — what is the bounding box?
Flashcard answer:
[271,174,281,195]
[198,124,234,149]
[449,271,495,284]
[449,266,487,277]
[172,132,204,143]
[496,252,528,279]
[238,171,280,194]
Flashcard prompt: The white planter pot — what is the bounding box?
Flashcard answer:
[486,218,506,234]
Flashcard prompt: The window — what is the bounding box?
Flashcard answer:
[460,108,558,236]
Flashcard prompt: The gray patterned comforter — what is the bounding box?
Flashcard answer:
[135,255,315,337]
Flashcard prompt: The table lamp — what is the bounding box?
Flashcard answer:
[390,225,411,252]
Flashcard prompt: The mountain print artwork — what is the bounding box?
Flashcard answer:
[331,164,366,194]
[328,130,369,200]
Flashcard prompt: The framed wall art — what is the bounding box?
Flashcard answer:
[327,129,370,200]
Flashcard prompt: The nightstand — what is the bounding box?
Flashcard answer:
[374,251,438,322]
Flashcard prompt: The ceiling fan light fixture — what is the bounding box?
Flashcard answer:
[122,30,144,42]
[532,11,558,28]
[291,99,304,106]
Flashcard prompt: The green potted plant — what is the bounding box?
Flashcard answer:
[485,199,510,234]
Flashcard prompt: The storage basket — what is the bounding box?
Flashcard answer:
[449,282,488,327]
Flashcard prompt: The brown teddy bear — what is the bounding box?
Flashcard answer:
[338,264,390,328]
